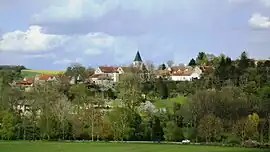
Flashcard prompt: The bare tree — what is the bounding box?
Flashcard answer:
[167,60,174,67]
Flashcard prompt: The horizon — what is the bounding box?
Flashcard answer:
[1,0,270,70]
[0,50,269,70]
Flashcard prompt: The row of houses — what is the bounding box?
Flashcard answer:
[12,51,214,89]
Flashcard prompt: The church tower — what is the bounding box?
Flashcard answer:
[133,50,143,68]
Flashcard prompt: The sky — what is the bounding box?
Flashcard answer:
[0,0,270,70]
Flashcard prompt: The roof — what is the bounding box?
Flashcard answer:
[134,51,142,62]
[16,77,34,85]
[38,74,55,81]
[98,66,118,73]
[169,66,186,72]
[15,81,33,85]
[119,66,139,73]
[199,66,214,72]
[171,70,194,76]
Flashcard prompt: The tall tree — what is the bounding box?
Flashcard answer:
[188,58,196,66]
[196,52,207,65]
[259,86,270,142]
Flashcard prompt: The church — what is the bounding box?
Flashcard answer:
[90,50,146,84]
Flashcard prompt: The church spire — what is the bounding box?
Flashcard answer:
[133,50,143,68]
[134,50,142,62]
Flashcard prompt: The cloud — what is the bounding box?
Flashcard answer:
[32,0,185,23]
[0,24,140,68]
[0,26,66,52]
[229,0,270,6]
[260,0,270,7]
[30,0,227,36]
[22,53,57,59]
[249,13,270,28]
[53,58,83,65]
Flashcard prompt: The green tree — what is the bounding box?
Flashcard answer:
[259,86,270,142]
[117,73,143,110]
[156,77,168,99]
[108,107,133,141]
[0,111,14,140]
[158,64,166,70]
[196,52,207,65]
[198,114,223,142]
[163,121,184,141]
[188,58,196,66]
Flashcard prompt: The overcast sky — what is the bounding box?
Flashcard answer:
[0,0,270,69]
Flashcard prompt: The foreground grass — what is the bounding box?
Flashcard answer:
[0,142,266,152]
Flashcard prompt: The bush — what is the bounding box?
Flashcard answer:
[243,140,260,148]
[225,135,241,146]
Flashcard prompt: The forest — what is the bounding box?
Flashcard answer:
[0,52,270,149]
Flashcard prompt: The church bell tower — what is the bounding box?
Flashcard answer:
[133,50,143,68]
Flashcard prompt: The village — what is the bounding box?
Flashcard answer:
[11,51,213,90]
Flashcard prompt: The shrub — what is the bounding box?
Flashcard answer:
[243,140,260,148]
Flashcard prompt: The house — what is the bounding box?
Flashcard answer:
[13,74,58,90]
[169,66,201,81]
[164,65,214,81]
[34,74,57,83]
[11,77,34,91]
[91,66,119,84]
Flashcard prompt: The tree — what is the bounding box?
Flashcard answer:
[152,115,164,142]
[196,52,207,65]
[108,107,133,141]
[158,64,166,70]
[0,110,14,140]
[188,58,196,66]
[167,60,174,67]
[163,121,184,141]
[65,63,87,84]
[117,73,143,110]
[245,113,260,140]
[233,113,260,142]
[198,114,223,142]
[156,77,168,99]
[51,95,71,140]
[259,86,270,142]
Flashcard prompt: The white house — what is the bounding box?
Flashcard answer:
[169,66,203,81]
[91,66,119,84]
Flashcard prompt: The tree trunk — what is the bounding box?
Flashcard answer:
[268,118,270,143]
[62,120,65,140]
[260,120,265,143]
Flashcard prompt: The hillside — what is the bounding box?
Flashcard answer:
[153,96,186,113]
[21,70,65,77]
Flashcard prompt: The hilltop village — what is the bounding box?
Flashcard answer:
[1,51,270,148]
[11,51,213,90]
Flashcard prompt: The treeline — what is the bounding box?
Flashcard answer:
[0,52,270,149]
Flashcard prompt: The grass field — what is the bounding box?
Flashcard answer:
[0,142,266,152]
[153,96,186,112]
[21,70,65,77]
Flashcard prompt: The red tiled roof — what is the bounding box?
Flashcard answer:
[169,66,186,72]
[23,77,34,82]
[171,71,193,76]
[199,66,214,72]
[38,74,55,81]
[16,77,34,85]
[99,66,118,73]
